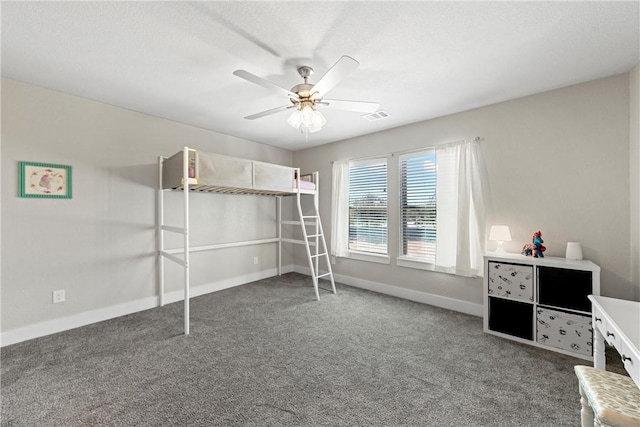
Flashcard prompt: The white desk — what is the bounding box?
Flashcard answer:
[588,295,640,388]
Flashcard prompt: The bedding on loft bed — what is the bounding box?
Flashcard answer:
[161,149,316,195]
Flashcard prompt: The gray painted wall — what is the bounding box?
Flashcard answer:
[293,73,635,304]
[1,78,294,335]
[2,69,637,342]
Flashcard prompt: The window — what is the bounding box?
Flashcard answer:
[348,159,387,255]
[331,139,484,275]
[398,140,485,276]
[399,150,436,263]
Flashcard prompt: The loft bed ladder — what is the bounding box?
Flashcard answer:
[278,173,336,300]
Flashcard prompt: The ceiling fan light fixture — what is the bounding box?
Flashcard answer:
[287,109,303,128]
[309,109,326,132]
[288,103,326,133]
[300,103,315,126]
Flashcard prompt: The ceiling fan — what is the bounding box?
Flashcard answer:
[233,56,380,134]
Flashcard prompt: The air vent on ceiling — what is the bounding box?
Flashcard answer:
[362,110,390,122]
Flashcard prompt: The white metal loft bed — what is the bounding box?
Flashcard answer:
[158,147,336,334]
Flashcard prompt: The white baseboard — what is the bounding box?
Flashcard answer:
[0,266,294,347]
[293,265,483,317]
[159,265,293,305]
[1,264,479,347]
[0,296,159,348]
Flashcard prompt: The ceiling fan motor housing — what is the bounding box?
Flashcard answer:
[290,83,315,102]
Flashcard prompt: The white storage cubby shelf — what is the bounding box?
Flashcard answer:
[483,253,600,361]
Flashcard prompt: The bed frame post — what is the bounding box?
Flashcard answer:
[183,146,190,335]
[277,196,282,276]
[158,156,165,307]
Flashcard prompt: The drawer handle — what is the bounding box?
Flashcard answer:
[595,317,602,322]
[621,354,632,363]
[606,331,615,338]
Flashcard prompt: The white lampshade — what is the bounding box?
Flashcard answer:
[300,104,315,126]
[489,225,512,253]
[287,109,303,128]
[565,242,583,260]
[489,225,512,242]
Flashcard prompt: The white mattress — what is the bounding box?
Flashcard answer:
[297,180,316,190]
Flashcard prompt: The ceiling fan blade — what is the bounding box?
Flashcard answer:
[311,56,359,98]
[320,99,380,113]
[233,70,299,99]
[244,104,295,120]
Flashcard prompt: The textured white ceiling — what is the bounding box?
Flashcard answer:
[2,1,639,151]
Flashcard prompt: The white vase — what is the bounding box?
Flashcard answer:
[565,242,583,260]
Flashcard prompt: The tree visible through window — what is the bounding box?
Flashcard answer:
[348,159,387,254]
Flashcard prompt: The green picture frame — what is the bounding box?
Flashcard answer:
[19,161,72,199]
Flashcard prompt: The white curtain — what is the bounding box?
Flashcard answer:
[435,139,486,277]
[331,160,350,258]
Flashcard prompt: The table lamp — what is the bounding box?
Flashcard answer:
[489,225,512,253]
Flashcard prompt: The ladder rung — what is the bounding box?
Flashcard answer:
[311,253,327,258]
[316,273,332,278]
[302,215,319,219]
[307,234,321,238]
[281,238,307,245]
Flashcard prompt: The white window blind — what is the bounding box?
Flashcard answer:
[348,159,387,254]
[400,150,437,263]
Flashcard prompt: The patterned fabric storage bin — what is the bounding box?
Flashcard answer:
[536,307,592,357]
[487,262,534,302]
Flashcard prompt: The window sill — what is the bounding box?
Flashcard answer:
[347,251,391,265]
[396,257,480,277]
[396,257,436,271]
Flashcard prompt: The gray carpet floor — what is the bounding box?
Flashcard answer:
[0,273,624,426]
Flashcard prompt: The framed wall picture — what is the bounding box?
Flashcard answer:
[19,161,72,199]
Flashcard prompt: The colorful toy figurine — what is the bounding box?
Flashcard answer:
[532,230,546,257]
[521,230,546,257]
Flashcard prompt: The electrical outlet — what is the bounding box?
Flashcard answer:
[253,256,259,265]
[52,289,65,304]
